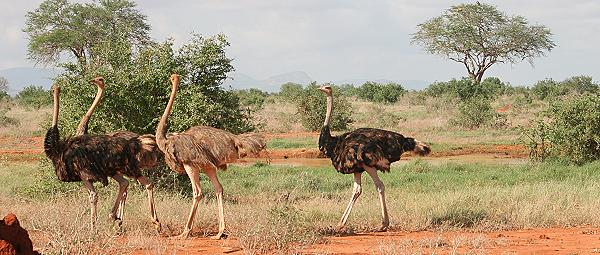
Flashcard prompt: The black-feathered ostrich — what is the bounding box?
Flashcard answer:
[74,77,161,229]
[318,85,431,231]
[155,74,265,239]
[44,85,160,231]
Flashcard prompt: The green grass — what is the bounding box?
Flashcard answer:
[267,137,317,149]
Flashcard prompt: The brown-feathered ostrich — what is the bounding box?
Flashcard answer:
[44,85,160,231]
[80,77,161,228]
[318,85,431,231]
[155,74,265,239]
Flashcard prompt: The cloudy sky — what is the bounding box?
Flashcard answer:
[1,0,599,86]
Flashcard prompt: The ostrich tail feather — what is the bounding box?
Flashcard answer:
[236,133,266,157]
[44,126,60,159]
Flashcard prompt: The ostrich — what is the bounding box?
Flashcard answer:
[44,85,160,231]
[318,85,431,231]
[155,74,265,239]
[76,76,161,229]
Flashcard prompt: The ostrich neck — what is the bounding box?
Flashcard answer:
[156,83,178,145]
[52,88,60,127]
[323,94,333,127]
[76,86,104,136]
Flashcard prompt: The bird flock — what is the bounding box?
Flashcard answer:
[43,74,430,239]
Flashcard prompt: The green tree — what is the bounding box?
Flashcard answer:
[357,81,406,104]
[297,82,352,131]
[235,88,269,110]
[278,82,303,101]
[56,35,253,135]
[24,0,150,67]
[15,85,52,110]
[413,3,554,84]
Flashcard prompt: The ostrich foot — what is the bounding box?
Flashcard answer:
[170,230,191,240]
[153,220,162,234]
[210,231,228,240]
[377,223,389,232]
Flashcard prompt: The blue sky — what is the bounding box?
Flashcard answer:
[1,0,599,86]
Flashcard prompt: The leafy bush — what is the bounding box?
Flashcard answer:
[278,82,303,102]
[532,76,598,100]
[57,34,254,135]
[357,81,406,104]
[335,84,359,97]
[531,78,563,100]
[426,77,509,101]
[15,85,52,110]
[450,97,506,129]
[523,95,600,164]
[235,88,269,110]
[297,82,352,131]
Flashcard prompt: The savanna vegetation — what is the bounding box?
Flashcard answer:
[1,0,600,254]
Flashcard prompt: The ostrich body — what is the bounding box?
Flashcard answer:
[318,85,430,231]
[155,74,265,239]
[44,85,160,230]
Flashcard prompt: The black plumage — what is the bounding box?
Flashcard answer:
[319,126,430,174]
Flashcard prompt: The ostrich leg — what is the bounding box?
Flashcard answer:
[338,172,362,229]
[205,166,226,239]
[109,174,129,227]
[83,180,98,230]
[175,164,203,239]
[365,166,389,231]
[137,176,161,232]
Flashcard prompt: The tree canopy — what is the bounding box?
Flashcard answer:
[24,0,150,67]
[412,3,555,84]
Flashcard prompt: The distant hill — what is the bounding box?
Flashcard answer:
[333,79,429,91]
[0,67,59,96]
[223,71,429,92]
[223,71,313,92]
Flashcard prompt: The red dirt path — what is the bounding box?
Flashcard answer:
[130,227,600,254]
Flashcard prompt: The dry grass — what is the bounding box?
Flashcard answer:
[0,104,50,136]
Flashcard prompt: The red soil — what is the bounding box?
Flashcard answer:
[131,227,600,254]
[0,214,40,255]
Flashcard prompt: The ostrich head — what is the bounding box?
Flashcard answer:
[89,77,106,90]
[318,85,333,96]
[412,139,431,156]
[170,74,180,87]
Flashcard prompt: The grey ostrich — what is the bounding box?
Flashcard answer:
[78,77,161,227]
[44,85,160,230]
[155,74,265,239]
[318,85,431,231]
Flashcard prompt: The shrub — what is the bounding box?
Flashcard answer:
[15,85,52,110]
[297,82,352,131]
[57,34,254,135]
[450,97,506,129]
[531,76,598,100]
[235,88,268,110]
[278,82,303,102]
[531,78,563,100]
[426,77,510,101]
[522,95,600,164]
[335,84,358,97]
[357,81,406,104]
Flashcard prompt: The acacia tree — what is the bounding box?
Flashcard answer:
[412,3,555,84]
[24,0,150,68]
